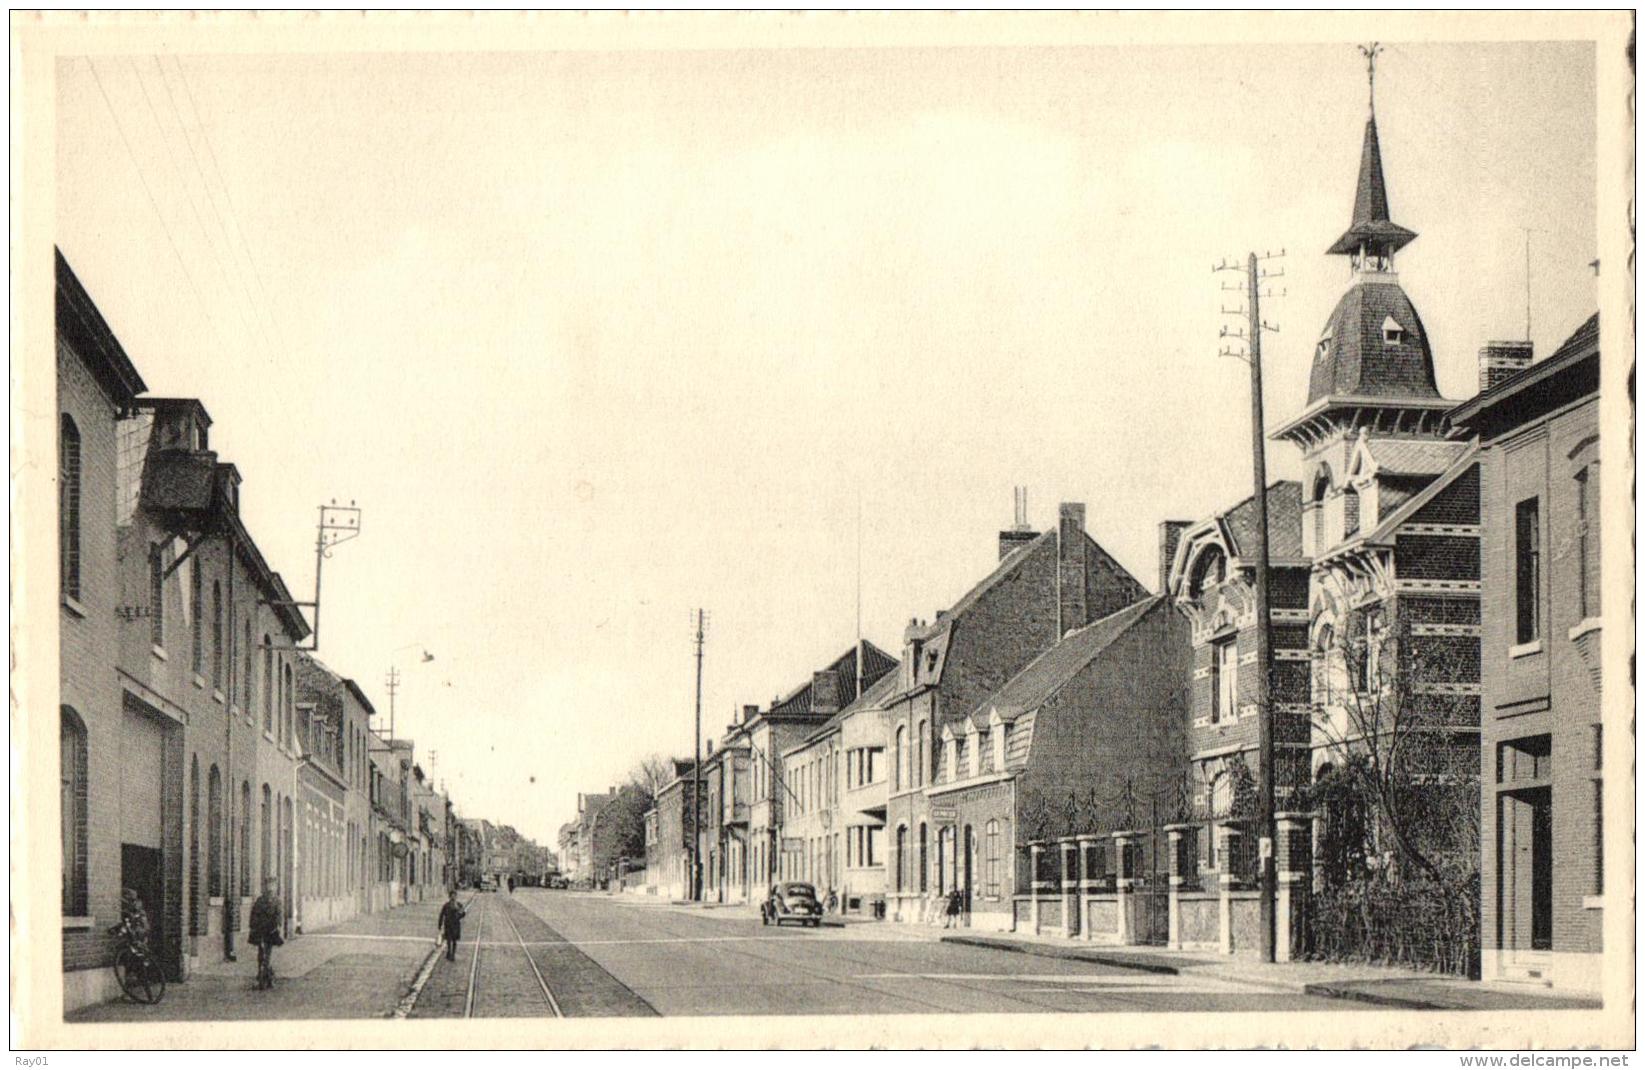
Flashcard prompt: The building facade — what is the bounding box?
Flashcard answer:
[882,502,1150,926]
[1451,314,1602,992]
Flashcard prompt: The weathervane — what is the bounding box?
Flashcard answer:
[1359,42,1384,115]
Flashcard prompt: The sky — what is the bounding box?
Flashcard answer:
[54,40,1598,847]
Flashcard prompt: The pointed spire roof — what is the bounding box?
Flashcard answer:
[1327,115,1418,256]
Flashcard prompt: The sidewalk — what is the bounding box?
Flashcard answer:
[938,931,1602,1010]
[68,898,446,1022]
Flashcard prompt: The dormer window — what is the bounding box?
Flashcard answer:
[1315,331,1332,363]
[1382,316,1405,345]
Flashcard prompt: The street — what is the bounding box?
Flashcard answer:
[71,890,1378,1021]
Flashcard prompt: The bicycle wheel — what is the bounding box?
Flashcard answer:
[115,949,165,1004]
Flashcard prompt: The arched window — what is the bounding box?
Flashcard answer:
[148,543,166,649]
[262,637,274,732]
[1310,464,1333,552]
[1343,485,1360,537]
[60,707,87,914]
[283,663,295,749]
[918,822,929,893]
[189,560,204,674]
[240,780,252,891]
[893,726,905,792]
[189,756,201,934]
[207,765,223,896]
[984,820,1000,898]
[261,784,272,884]
[243,618,254,709]
[1188,546,1227,600]
[59,416,82,599]
[211,581,224,689]
[915,720,926,788]
[894,824,908,892]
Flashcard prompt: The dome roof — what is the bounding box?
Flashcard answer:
[1307,279,1440,405]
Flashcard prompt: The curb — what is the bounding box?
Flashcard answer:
[1300,982,1443,1011]
[392,944,444,1019]
[939,935,1181,975]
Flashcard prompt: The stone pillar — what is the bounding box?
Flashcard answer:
[1058,838,1079,938]
[1112,830,1137,945]
[1217,821,1243,955]
[1076,835,1100,942]
[1164,823,1197,951]
[1028,842,1046,935]
[1275,812,1315,965]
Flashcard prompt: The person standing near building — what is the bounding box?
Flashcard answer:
[249,878,284,989]
[437,889,466,962]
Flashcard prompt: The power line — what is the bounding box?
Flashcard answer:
[86,57,228,354]
[152,55,279,365]
[172,55,292,358]
[128,57,263,352]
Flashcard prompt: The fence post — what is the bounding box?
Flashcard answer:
[1112,830,1136,945]
[1217,820,1242,955]
[1164,822,1197,951]
[1057,838,1079,938]
[1075,834,1100,942]
[1275,812,1314,964]
[1028,842,1046,935]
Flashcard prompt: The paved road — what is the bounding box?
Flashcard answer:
[493,890,1366,1017]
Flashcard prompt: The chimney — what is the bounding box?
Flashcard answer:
[999,484,1037,559]
[742,704,759,723]
[1479,340,1533,392]
[1158,520,1191,595]
[1057,502,1089,635]
[811,670,842,715]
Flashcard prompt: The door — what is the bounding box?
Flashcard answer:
[1499,788,1553,967]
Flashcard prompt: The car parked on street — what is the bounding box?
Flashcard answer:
[760,882,822,927]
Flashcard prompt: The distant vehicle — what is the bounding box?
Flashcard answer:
[478,875,498,892]
[760,882,822,928]
[546,875,568,890]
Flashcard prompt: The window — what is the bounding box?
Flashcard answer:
[149,543,166,649]
[208,765,223,896]
[262,638,274,732]
[1343,485,1360,538]
[243,619,254,708]
[893,726,905,792]
[1354,607,1384,694]
[864,826,882,867]
[60,707,87,915]
[1592,725,1603,895]
[240,780,252,891]
[211,582,224,689]
[985,819,1001,898]
[189,757,201,933]
[1211,637,1237,723]
[1515,497,1541,644]
[1382,316,1405,345]
[915,720,926,788]
[190,561,204,674]
[283,663,294,748]
[895,825,907,891]
[59,416,81,600]
[918,822,929,893]
[261,784,272,883]
[1577,465,1600,619]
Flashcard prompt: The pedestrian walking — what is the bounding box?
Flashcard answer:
[249,878,284,990]
[943,888,962,929]
[437,889,466,961]
[825,887,839,916]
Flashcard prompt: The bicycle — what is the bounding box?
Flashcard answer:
[109,921,166,1005]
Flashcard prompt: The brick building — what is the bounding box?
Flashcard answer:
[643,761,699,900]
[1450,314,1602,992]
[923,588,1190,934]
[293,655,376,929]
[56,251,148,1011]
[779,667,899,913]
[882,501,1150,926]
[729,643,895,902]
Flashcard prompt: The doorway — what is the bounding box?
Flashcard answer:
[1499,787,1553,965]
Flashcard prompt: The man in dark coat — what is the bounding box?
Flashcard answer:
[249,877,283,989]
[437,889,466,961]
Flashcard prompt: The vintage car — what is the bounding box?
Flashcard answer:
[760,882,822,927]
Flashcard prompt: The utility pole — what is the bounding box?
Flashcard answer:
[1217,247,1285,963]
[691,609,708,901]
[384,667,400,742]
